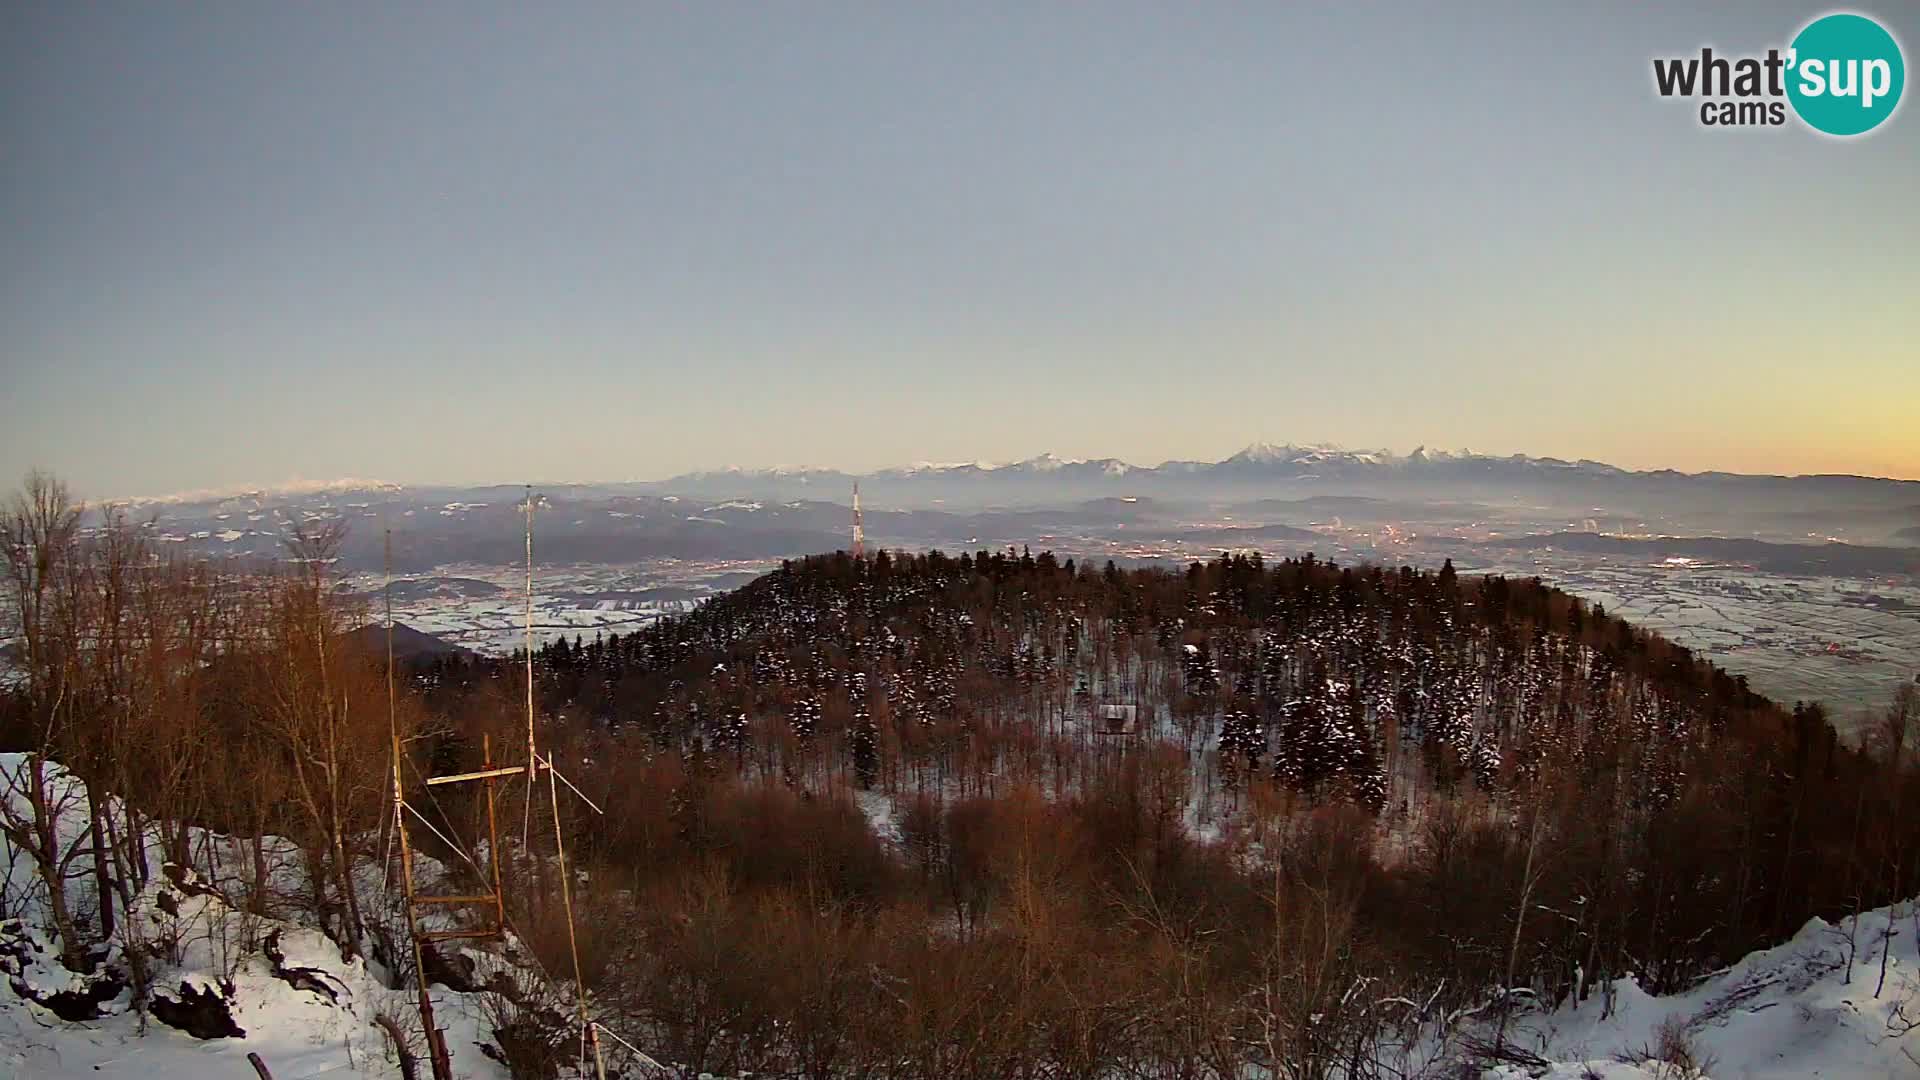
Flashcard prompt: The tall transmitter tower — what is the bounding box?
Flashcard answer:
[851,481,865,559]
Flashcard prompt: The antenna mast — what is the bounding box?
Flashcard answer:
[387,529,455,1080]
[851,481,865,559]
[525,485,537,780]
[384,488,643,1080]
[517,486,607,1075]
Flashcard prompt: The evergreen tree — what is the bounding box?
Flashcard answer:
[1219,709,1264,787]
[850,670,878,788]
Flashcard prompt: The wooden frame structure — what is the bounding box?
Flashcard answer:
[384,491,627,1080]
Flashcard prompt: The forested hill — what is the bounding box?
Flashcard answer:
[417,550,1915,1019]
[458,550,1807,821]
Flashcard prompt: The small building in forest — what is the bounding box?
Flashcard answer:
[1092,703,1139,736]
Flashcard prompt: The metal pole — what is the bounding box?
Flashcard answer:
[484,733,505,935]
[525,486,537,784]
[549,760,604,1080]
[388,530,452,1080]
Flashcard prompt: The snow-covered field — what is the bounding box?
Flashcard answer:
[1457,557,1920,728]
[336,561,763,654]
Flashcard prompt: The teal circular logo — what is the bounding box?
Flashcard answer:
[1787,13,1905,136]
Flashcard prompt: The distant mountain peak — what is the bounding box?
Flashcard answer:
[1229,441,1299,464]
[657,444,1919,497]
[1018,452,1076,471]
[1225,442,1394,468]
[121,477,403,506]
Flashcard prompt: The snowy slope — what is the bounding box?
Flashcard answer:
[8,743,1917,1079]
[1490,902,1920,1079]
[1,900,506,1080]
[0,753,518,1080]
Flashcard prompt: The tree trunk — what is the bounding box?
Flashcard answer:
[86,783,116,943]
[25,759,90,972]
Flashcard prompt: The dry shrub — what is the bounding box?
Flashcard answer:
[372,1011,421,1080]
[510,872,625,995]
[477,976,572,1080]
[1618,1016,1715,1080]
[613,864,774,1078]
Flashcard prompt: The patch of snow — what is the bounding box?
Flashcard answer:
[0,752,653,1080]
[1496,900,1920,1079]
[854,790,902,846]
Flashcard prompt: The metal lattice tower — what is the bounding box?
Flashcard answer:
[851,481,865,559]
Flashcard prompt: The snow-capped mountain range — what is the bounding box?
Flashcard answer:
[660,443,1915,508]
[696,443,1628,483]
[120,444,1916,512]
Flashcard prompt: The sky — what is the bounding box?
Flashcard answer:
[3,3,1917,499]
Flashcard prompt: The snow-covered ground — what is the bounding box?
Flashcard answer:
[0,753,537,1080]
[1,893,506,1080]
[1489,902,1920,1079]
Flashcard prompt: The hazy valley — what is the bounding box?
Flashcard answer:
[119,445,1920,725]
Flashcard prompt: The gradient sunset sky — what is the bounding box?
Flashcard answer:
[4,3,1916,498]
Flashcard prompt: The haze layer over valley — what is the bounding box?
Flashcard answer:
[113,442,1920,725]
